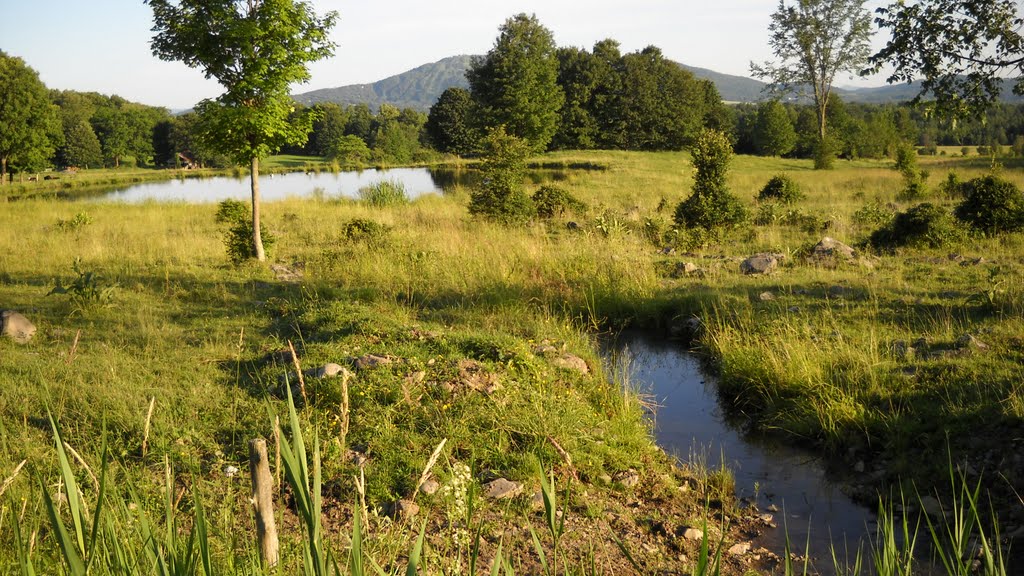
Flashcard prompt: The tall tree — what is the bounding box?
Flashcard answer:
[751,0,872,169]
[0,52,60,184]
[467,13,564,153]
[871,0,1024,118]
[425,87,478,156]
[754,100,797,156]
[147,0,337,261]
[617,46,707,150]
[551,46,601,150]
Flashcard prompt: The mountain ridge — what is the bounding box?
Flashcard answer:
[292,55,1024,112]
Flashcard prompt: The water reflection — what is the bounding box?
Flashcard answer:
[608,332,875,568]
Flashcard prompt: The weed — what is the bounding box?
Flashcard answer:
[47,258,117,309]
[55,212,93,232]
[359,179,409,207]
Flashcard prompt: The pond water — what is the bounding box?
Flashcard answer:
[87,167,467,204]
[608,332,875,568]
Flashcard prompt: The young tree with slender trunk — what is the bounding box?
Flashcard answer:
[751,0,872,169]
[147,0,337,261]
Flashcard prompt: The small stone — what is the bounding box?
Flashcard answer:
[683,527,704,540]
[809,237,857,262]
[530,491,545,510]
[553,353,589,375]
[956,333,988,350]
[483,478,523,500]
[223,465,239,478]
[1,310,36,344]
[614,469,640,488]
[533,344,559,355]
[728,542,752,556]
[354,354,392,370]
[309,363,348,378]
[740,253,783,275]
[758,291,775,302]
[758,513,775,525]
[420,479,440,495]
[854,460,866,473]
[787,306,801,313]
[390,499,420,519]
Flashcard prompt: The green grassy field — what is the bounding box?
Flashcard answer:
[0,150,1020,574]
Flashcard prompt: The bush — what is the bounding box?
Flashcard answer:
[359,179,408,207]
[341,218,390,246]
[469,126,534,225]
[852,201,896,226]
[938,171,963,199]
[675,129,747,230]
[215,198,248,224]
[757,174,804,204]
[216,199,275,263]
[869,203,964,249]
[954,175,1024,234]
[532,185,586,218]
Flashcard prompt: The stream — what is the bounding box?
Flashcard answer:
[608,331,876,566]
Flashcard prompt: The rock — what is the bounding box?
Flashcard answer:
[787,306,801,313]
[533,344,559,355]
[919,495,944,517]
[660,247,676,255]
[458,359,502,393]
[956,333,988,350]
[346,450,369,467]
[669,261,700,278]
[740,253,783,275]
[682,527,704,540]
[483,478,523,500]
[728,542,752,556]
[389,499,420,519]
[270,263,303,282]
[354,354,392,370]
[854,460,866,473]
[309,363,349,379]
[223,465,239,478]
[757,513,775,525]
[530,491,545,510]
[758,291,775,302]
[1,310,36,344]
[809,237,856,262]
[553,353,589,375]
[420,479,440,495]
[566,221,580,230]
[614,469,640,488]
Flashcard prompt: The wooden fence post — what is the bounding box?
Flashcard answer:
[249,438,279,567]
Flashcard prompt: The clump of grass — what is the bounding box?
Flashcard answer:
[757,174,804,204]
[358,178,408,207]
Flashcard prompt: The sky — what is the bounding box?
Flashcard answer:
[0,0,892,111]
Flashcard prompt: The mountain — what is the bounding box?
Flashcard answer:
[293,56,1024,112]
[293,55,472,111]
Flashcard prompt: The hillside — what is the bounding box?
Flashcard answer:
[293,55,1024,111]
[293,55,472,111]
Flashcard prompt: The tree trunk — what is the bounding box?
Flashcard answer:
[250,156,266,261]
[1,157,6,187]
[248,439,279,567]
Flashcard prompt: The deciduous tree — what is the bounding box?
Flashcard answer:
[751,0,872,169]
[467,13,564,153]
[426,87,478,156]
[147,0,337,261]
[0,52,60,184]
[871,0,1024,118]
[754,100,797,156]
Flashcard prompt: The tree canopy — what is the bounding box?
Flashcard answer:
[147,0,337,261]
[751,0,872,168]
[871,0,1024,118]
[0,51,61,183]
[467,13,564,153]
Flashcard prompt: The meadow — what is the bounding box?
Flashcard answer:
[0,150,1020,574]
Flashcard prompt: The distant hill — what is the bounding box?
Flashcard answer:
[293,55,472,111]
[293,55,1024,112]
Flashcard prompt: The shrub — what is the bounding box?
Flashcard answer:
[938,171,963,199]
[341,218,390,246]
[55,212,93,232]
[675,129,747,230]
[359,179,408,207]
[757,174,803,204]
[954,175,1024,234]
[852,201,896,226]
[869,203,964,249]
[216,199,275,263]
[215,198,248,224]
[469,126,534,225]
[532,185,585,218]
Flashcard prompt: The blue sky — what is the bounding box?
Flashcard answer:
[0,0,890,110]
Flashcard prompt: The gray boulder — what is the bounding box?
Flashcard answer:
[809,237,856,262]
[740,253,783,275]
[1,310,36,344]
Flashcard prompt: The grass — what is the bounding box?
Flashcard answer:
[0,149,1020,573]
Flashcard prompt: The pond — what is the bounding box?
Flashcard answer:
[608,332,875,568]
[80,165,576,204]
[86,167,473,204]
